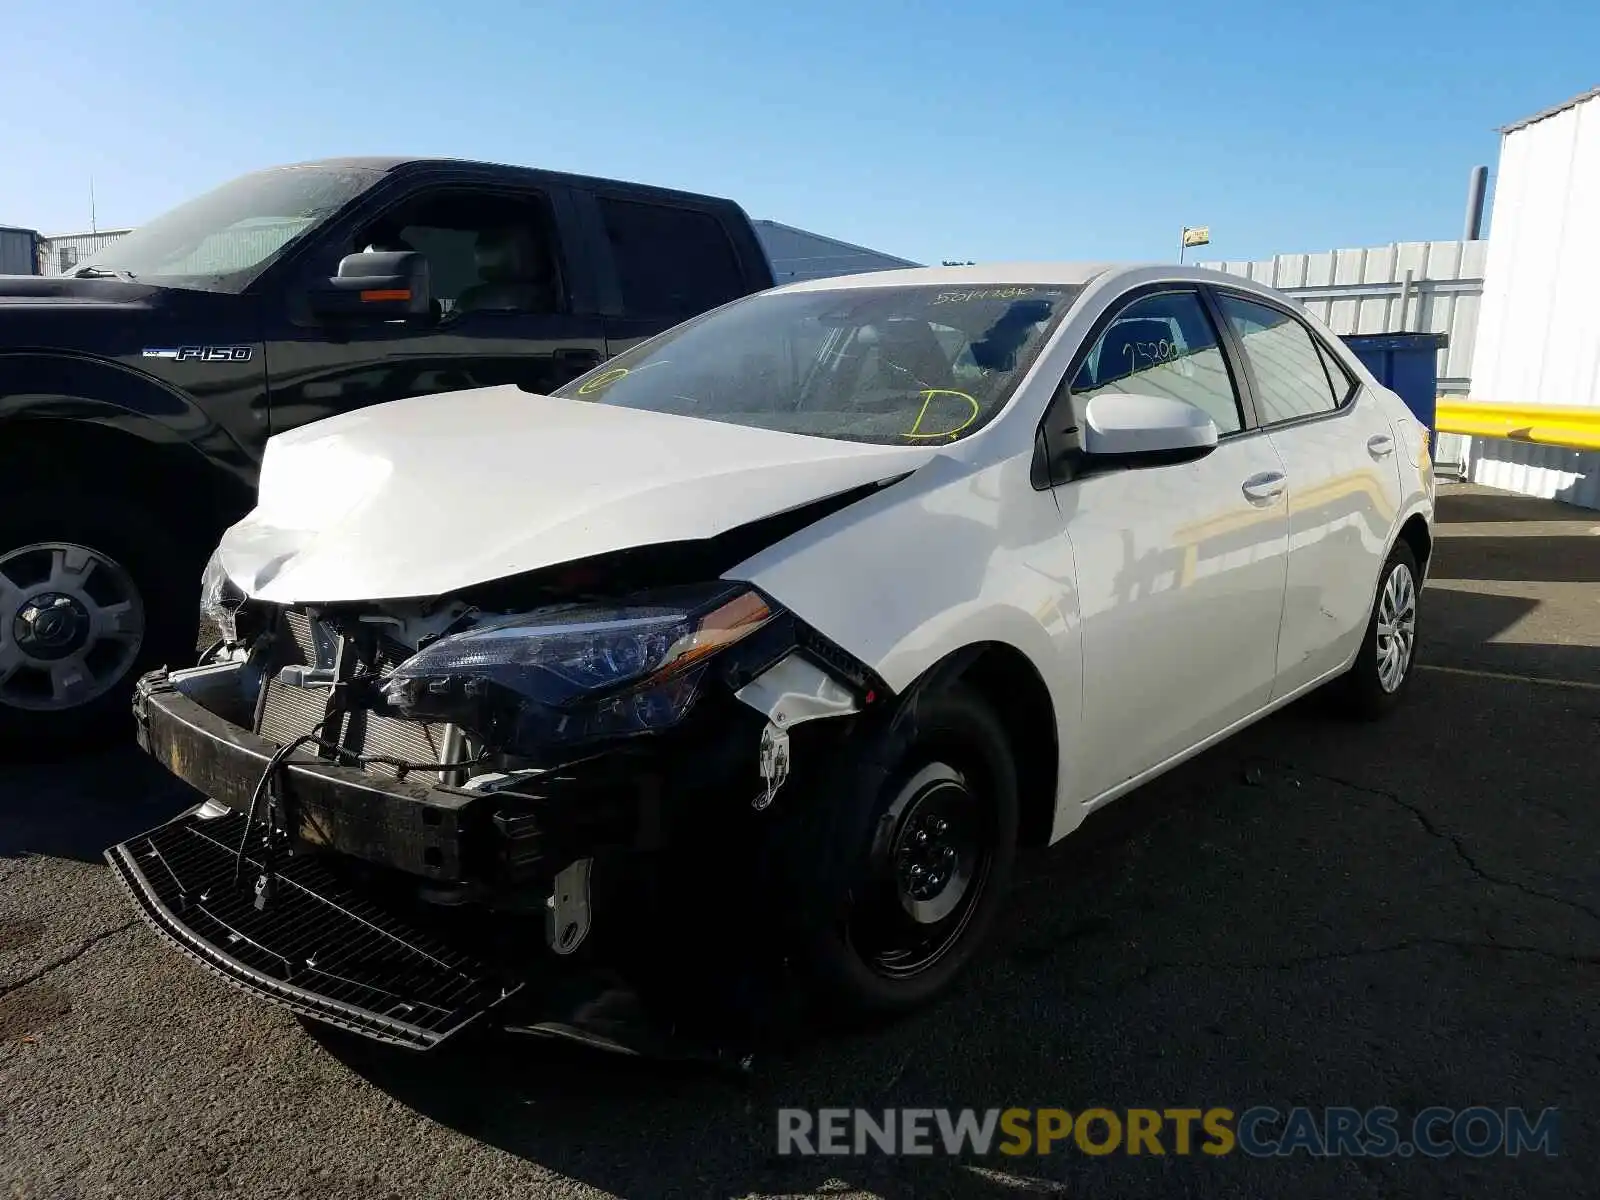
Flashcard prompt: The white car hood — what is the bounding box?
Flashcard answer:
[220,385,935,603]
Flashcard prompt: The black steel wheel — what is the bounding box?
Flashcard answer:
[798,683,1019,1017]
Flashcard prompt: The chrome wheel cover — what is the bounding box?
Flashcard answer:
[1375,561,1417,694]
[0,542,145,712]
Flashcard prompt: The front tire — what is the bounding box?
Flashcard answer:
[796,684,1019,1018]
[1330,541,1420,720]
[0,492,201,754]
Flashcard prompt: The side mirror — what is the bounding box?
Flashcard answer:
[1081,393,1219,465]
[308,250,431,322]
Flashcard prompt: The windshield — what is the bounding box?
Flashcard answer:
[553,283,1084,445]
[71,164,381,293]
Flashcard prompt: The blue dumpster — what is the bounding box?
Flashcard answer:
[1342,332,1447,434]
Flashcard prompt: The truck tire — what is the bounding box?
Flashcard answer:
[0,490,201,754]
[793,683,1019,1019]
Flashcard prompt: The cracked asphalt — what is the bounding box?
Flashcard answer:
[3,483,1600,1199]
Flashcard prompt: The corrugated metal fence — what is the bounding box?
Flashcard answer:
[1199,240,1486,396]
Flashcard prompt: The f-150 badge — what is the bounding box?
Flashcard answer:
[142,346,254,362]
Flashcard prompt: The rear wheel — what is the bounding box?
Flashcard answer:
[797,684,1018,1017]
[1329,541,1420,720]
[0,493,201,753]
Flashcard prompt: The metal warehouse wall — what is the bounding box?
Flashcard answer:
[0,226,39,275]
[1199,240,1485,396]
[1463,87,1600,510]
[36,229,132,275]
[754,219,920,284]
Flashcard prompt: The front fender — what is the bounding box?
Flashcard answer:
[731,452,1086,827]
[0,351,258,486]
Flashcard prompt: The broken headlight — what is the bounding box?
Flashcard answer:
[380,585,774,752]
[199,547,247,645]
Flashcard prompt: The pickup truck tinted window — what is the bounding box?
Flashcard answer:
[599,198,744,320]
[355,190,562,318]
[68,164,380,292]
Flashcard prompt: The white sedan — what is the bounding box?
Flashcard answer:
[110,264,1432,1050]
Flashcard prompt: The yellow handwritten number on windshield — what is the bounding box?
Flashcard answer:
[577,367,629,395]
[905,389,981,440]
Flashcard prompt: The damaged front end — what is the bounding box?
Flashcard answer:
[109,551,889,1056]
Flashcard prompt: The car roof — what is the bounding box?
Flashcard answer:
[771,261,1280,297]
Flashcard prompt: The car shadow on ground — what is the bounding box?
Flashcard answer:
[1433,486,1600,525]
[311,653,1599,1198]
[0,743,196,863]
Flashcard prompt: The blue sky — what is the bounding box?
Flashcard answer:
[3,0,1596,265]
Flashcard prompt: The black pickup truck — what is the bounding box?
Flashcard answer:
[0,157,776,747]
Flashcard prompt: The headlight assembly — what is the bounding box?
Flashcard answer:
[380,585,775,752]
[199,547,247,645]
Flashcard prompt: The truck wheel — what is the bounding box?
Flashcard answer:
[0,494,199,753]
[796,684,1018,1018]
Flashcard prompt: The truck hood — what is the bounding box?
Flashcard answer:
[0,273,160,310]
[220,385,936,603]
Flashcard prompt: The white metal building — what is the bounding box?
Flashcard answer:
[752,219,920,283]
[36,229,134,275]
[1459,86,1600,510]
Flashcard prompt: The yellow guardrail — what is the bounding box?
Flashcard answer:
[1434,400,1600,452]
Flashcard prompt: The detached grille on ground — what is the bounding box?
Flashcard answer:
[106,810,516,1049]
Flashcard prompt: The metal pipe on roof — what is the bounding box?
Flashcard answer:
[1463,166,1488,242]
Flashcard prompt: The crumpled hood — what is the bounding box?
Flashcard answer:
[221,385,936,602]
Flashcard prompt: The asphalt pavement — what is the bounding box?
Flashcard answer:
[3,483,1599,1199]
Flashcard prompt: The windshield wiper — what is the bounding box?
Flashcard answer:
[72,265,137,281]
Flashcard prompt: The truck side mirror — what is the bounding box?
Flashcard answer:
[309,251,432,322]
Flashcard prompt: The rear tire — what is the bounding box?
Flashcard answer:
[0,491,202,755]
[1329,541,1420,720]
[794,684,1019,1019]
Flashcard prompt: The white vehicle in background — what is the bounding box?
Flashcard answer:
[108,264,1433,1053]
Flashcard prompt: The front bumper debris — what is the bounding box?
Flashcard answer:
[113,668,801,1061]
[106,806,517,1049]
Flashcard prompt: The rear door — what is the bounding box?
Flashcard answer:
[1209,289,1404,697]
[264,179,607,434]
[584,192,756,356]
[1052,286,1290,803]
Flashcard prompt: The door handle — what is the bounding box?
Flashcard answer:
[1241,471,1286,504]
[1367,434,1395,459]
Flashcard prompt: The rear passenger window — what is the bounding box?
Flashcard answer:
[598,198,744,320]
[1217,294,1343,424]
[1069,289,1244,434]
[1316,338,1357,405]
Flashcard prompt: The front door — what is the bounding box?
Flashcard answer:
[1210,291,1404,697]
[265,185,606,436]
[1052,287,1290,803]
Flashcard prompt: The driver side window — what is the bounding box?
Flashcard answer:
[1069,290,1244,435]
[352,189,563,319]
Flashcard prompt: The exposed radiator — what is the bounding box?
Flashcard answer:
[256,609,448,780]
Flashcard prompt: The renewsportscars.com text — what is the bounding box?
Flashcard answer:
[776,1106,1560,1159]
